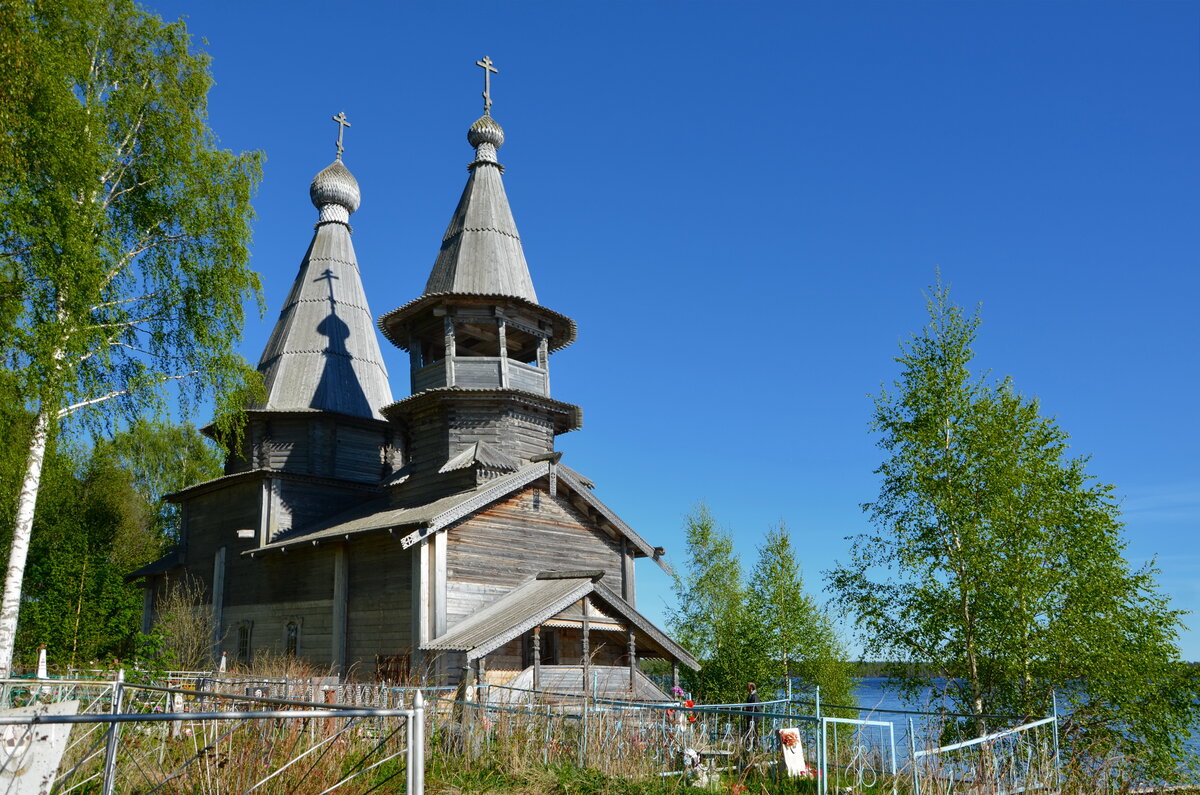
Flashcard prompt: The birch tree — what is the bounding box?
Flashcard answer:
[0,0,262,673]
[827,283,1198,782]
[746,524,855,711]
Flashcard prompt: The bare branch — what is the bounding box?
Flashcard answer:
[90,292,162,311]
[57,370,198,418]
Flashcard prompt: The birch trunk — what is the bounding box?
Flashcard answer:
[0,408,51,674]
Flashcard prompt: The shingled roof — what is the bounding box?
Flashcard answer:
[421,572,700,670]
[253,157,393,420]
[423,114,538,302]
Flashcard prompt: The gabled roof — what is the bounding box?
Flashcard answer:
[253,162,393,420]
[125,549,181,582]
[422,571,700,670]
[244,458,670,575]
[438,440,520,474]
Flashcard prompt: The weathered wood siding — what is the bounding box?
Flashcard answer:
[444,487,622,630]
[485,638,525,683]
[223,415,396,483]
[346,535,415,672]
[223,599,334,666]
[182,480,262,596]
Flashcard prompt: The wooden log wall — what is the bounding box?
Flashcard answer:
[345,535,414,674]
[444,486,623,630]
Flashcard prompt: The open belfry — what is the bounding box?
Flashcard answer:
[131,59,698,695]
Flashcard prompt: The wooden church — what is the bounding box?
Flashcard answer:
[131,65,698,695]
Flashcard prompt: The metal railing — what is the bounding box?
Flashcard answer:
[0,674,426,794]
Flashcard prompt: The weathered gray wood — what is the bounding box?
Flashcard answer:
[332,543,347,674]
[433,532,447,637]
[581,596,591,692]
[628,630,636,689]
[211,546,226,659]
[532,625,541,690]
[444,316,456,386]
[537,337,549,396]
[497,319,509,389]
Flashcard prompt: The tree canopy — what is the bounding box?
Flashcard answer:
[0,0,262,672]
[671,506,855,708]
[827,283,1198,783]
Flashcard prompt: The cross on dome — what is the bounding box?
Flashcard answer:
[332,112,351,159]
[476,56,498,116]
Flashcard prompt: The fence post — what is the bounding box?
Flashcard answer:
[1051,690,1061,792]
[815,686,824,795]
[413,689,425,795]
[406,706,414,795]
[908,717,920,795]
[101,669,125,795]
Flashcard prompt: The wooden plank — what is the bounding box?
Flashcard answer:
[332,543,347,674]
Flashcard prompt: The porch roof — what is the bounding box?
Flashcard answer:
[421,571,699,670]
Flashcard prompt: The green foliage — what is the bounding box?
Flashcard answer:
[0,0,264,427]
[671,506,853,708]
[92,418,222,541]
[827,282,1198,783]
[0,0,262,671]
[13,439,157,668]
[669,505,764,703]
[747,524,856,712]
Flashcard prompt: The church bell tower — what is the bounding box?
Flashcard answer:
[378,58,581,505]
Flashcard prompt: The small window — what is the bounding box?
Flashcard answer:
[237,623,253,666]
[285,622,300,657]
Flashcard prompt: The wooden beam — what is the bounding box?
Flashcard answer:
[532,625,541,690]
[443,317,456,386]
[537,336,550,396]
[433,532,447,638]
[411,539,426,675]
[497,318,509,388]
[211,547,226,662]
[627,629,637,691]
[581,596,591,697]
[332,543,348,677]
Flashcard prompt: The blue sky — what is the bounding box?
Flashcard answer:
[148,1,1199,659]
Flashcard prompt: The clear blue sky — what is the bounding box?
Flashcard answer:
[149,1,1199,660]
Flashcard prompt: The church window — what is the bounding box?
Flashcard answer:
[237,623,253,665]
[285,621,300,657]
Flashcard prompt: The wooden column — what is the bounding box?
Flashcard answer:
[211,547,226,662]
[411,539,427,675]
[627,629,637,691]
[581,597,591,696]
[537,336,549,395]
[443,316,456,386]
[497,318,509,388]
[432,532,447,638]
[532,626,541,690]
[408,341,421,387]
[332,543,348,676]
[141,587,154,635]
[671,661,680,693]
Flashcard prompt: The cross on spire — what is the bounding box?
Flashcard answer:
[331,112,351,159]
[476,56,499,116]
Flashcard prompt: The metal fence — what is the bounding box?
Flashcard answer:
[910,713,1061,795]
[1,671,1061,793]
[0,674,425,794]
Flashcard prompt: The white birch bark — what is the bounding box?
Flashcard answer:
[0,408,51,674]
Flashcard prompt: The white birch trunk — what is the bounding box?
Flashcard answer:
[0,408,51,674]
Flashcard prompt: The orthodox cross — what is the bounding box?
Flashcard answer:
[331,112,351,159]
[476,56,498,115]
[315,267,339,302]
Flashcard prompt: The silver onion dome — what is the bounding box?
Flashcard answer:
[310,159,361,215]
[468,114,505,149]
